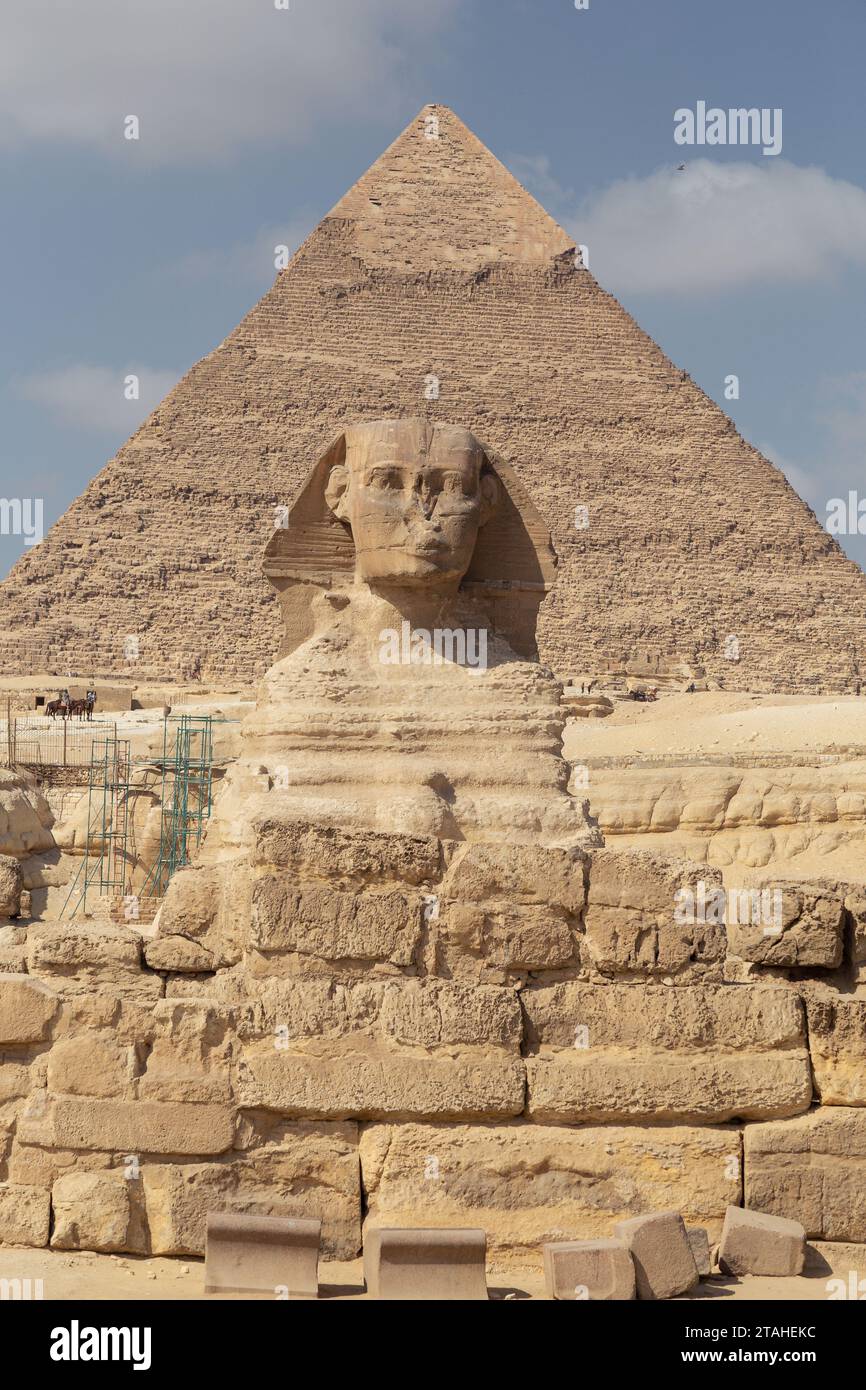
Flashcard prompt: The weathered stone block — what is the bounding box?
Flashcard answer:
[0,973,58,1044]
[26,922,159,998]
[441,902,576,972]
[47,1036,131,1099]
[805,996,866,1105]
[583,850,725,976]
[524,984,810,1123]
[143,935,215,973]
[237,1045,525,1121]
[252,818,441,885]
[718,1204,805,1276]
[543,1238,635,1300]
[360,1122,739,1264]
[28,1097,236,1156]
[613,1211,699,1300]
[527,1053,810,1125]
[142,1120,360,1259]
[744,1108,866,1241]
[0,1182,50,1246]
[727,883,844,968]
[51,1172,132,1253]
[250,879,422,965]
[0,854,23,918]
[441,842,587,914]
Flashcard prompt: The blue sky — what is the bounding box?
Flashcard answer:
[2,0,865,574]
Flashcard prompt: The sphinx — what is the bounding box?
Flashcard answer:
[211,417,597,850]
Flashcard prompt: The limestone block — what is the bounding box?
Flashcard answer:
[51,1172,132,1253]
[744,1108,866,1241]
[0,925,27,974]
[143,935,215,973]
[523,982,805,1052]
[441,842,587,914]
[6,1140,114,1191]
[718,1204,805,1276]
[237,976,522,1051]
[846,888,866,973]
[583,850,726,976]
[26,921,159,999]
[527,1053,810,1125]
[377,979,522,1051]
[204,1211,320,1297]
[0,853,23,917]
[0,1182,51,1246]
[613,1211,699,1300]
[727,883,844,968]
[23,1097,236,1156]
[360,1122,739,1264]
[251,879,422,965]
[252,818,441,886]
[47,1036,132,1099]
[687,1227,712,1277]
[157,860,248,967]
[0,770,54,858]
[524,983,810,1123]
[543,1238,635,1300]
[441,902,576,973]
[364,1227,487,1300]
[806,996,866,1105]
[0,973,58,1043]
[236,1043,525,1121]
[142,1120,360,1259]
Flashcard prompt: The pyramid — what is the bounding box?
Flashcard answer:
[1,104,863,691]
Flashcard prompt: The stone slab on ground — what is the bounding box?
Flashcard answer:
[719,1205,806,1277]
[363,1227,487,1301]
[613,1211,699,1300]
[204,1211,320,1298]
[543,1238,635,1300]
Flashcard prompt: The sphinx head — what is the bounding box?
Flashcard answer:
[324,420,499,591]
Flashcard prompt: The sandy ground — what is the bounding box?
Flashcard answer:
[0,1245,858,1302]
[565,693,866,762]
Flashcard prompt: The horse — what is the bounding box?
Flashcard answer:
[68,698,89,720]
[46,699,64,720]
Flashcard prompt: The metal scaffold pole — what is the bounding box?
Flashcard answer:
[140,714,215,902]
[61,732,132,918]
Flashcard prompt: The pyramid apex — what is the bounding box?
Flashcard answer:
[324,104,574,273]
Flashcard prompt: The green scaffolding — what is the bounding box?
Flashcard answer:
[61,714,215,918]
[140,714,215,900]
[61,732,132,918]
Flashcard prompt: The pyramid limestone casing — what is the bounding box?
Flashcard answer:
[0,106,863,690]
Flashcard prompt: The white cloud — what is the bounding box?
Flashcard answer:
[0,0,460,165]
[508,153,574,210]
[568,160,866,294]
[168,217,315,286]
[12,365,179,433]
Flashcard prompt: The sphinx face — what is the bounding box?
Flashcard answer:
[326,420,498,589]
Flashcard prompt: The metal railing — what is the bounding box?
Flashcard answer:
[0,716,117,768]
